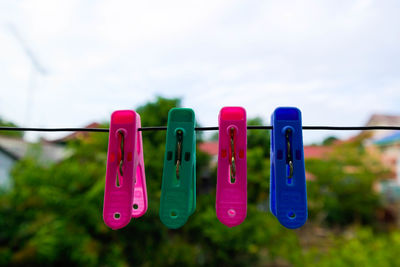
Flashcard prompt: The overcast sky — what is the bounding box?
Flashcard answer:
[1,0,400,143]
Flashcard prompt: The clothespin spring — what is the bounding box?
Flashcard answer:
[118,130,125,176]
[229,127,236,183]
[176,130,183,179]
[285,129,293,178]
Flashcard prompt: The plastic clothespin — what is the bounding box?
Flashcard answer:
[103,110,148,230]
[216,107,247,227]
[270,107,307,229]
[159,108,196,229]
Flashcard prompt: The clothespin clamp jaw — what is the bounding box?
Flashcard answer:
[160,108,196,229]
[103,110,148,230]
[216,107,247,227]
[270,107,307,229]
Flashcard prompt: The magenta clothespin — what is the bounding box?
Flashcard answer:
[216,107,247,227]
[103,110,148,230]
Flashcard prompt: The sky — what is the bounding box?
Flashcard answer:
[0,0,400,144]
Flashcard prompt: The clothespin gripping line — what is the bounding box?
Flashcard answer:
[176,130,183,179]
[229,127,236,183]
[285,128,293,179]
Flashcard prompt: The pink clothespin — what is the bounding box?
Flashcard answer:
[216,107,247,227]
[103,110,148,230]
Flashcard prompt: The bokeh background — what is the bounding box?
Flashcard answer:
[1,1,400,266]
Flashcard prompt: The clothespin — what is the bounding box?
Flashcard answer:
[103,110,148,230]
[216,107,247,227]
[270,107,307,229]
[159,108,196,229]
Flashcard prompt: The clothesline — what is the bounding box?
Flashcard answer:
[1,125,400,132]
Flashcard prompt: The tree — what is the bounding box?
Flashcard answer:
[306,135,387,226]
[322,136,338,146]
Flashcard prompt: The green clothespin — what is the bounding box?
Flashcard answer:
[159,108,196,229]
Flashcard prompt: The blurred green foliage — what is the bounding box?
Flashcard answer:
[321,136,338,146]
[306,136,386,226]
[0,117,23,138]
[0,97,397,266]
[303,227,400,267]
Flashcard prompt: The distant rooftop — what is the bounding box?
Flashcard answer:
[303,146,333,159]
[366,114,400,127]
[0,135,69,162]
[365,114,400,141]
[374,132,400,146]
[198,141,218,156]
[48,122,101,144]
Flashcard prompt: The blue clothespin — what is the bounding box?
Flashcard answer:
[270,107,307,229]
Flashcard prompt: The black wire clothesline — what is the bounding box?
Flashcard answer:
[0,125,400,132]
